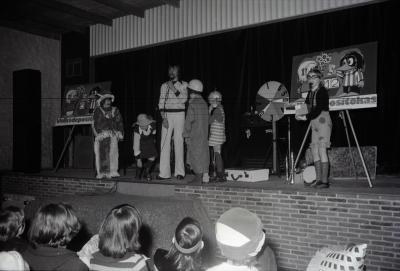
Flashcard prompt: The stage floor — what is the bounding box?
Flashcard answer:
[19,167,400,196]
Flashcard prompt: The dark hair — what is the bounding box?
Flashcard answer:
[307,67,323,78]
[98,204,142,258]
[28,203,80,248]
[0,206,25,242]
[166,217,203,271]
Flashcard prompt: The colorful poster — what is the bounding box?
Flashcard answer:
[55,81,111,126]
[287,42,377,112]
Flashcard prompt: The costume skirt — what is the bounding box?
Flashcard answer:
[209,121,226,146]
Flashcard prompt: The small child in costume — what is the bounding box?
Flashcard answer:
[208,90,226,182]
[206,207,277,271]
[133,114,157,181]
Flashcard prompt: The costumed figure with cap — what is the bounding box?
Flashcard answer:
[207,207,277,271]
[153,217,204,271]
[208,90,226,182]
[158,65,188,180]
[132,114,157,181]
[183,79,210,183]
[92,90,124,179]
[296,67,332,189]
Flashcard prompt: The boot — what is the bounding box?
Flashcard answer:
[310,160,322,187]
[144,160,155,181]
[209,148,217,181]
[215,152,226,182]
[317,162,330,188]
[135,167,144,180]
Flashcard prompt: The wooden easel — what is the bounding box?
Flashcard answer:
[293,110,373,188]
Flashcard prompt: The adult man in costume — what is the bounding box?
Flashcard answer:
[158,65,188,180]
[92,90,124,179]
[184,79,210,183]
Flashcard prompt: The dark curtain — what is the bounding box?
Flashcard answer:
[95,0,400,172]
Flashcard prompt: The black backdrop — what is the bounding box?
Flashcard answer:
[95,0,400,172]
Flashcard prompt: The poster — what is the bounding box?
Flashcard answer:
[287,42,377,113]
[55,81,111,126]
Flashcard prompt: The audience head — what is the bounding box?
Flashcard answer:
[98,204,142,258]
[166,217,204,271]
[28,203,80,248]
[0,251,29,271]
[0,206,25,242]
[215,207,265,264]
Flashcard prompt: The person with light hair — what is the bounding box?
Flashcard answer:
[208,90,226,182]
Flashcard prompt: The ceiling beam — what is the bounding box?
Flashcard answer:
[161,0,180,8]
[92,0,145,18]
[30,0,112,26]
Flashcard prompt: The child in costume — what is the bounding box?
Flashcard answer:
[133,114,157,181]
[92,90,124,179]
[208,90,226,182]
[207,207,277,271]
[183,79,210,183]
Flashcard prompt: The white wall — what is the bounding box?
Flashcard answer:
[90,0,380,56]
[0,26,61,170]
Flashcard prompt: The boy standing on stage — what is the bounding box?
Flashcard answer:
[184,79,210,183]
[158,65,188,180]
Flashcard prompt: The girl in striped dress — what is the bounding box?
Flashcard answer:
[208,91,226,182]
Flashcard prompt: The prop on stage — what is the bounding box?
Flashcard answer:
[225,168,269,182]
[286,42,378,187]
[53,82,111,172]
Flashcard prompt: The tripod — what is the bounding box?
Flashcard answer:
[292,110,373,188]
[263,115,285,176]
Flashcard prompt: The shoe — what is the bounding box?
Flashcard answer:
[176,175,185,180]
[156,175,171,180]
[310,180,323,188]
[316,182,330,189]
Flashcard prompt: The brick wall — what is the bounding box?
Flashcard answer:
[175,186,400,271]
[1,174,115,200]
[1,174,399,270]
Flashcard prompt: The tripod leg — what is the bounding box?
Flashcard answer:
[340,111,357,179]
[345,110,373,188]
[294,122,312,168]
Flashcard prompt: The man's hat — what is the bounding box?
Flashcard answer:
[96,89,115,105]
[135,114,154,126]
[215,207,265,261]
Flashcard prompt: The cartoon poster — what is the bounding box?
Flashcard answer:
[55,81,111,126]
[287,42,377,112]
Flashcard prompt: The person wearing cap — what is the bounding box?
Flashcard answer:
[92,90,124,179]
[208,90,226,182]
[132,114,157,181]
[183,79,210,183]
[153,217,204,271]
[295,67,332,189]
[207,207,277,271]
[158,65,188,180]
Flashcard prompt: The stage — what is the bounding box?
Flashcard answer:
[1,169,400,271]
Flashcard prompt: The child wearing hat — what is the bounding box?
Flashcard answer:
[207,207,277,271]
[133,114,157,181]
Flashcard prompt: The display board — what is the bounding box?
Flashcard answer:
[286,42,377,113]
[55,81,111,126]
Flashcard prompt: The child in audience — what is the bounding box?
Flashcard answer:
[206,207,277,271]
[21,203,87,271]
[154,217,204,271]
[133,114,158,181]
[80,204,155,271]
[0,206,28,253]
[0,251,30,271]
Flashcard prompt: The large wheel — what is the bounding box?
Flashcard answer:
[255,81,288,122]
